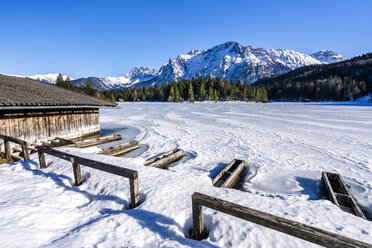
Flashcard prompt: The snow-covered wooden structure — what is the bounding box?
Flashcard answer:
[0,74,116,152]
[212,159,245,188]
[322,172,366,219]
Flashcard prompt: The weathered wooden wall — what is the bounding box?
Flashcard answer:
[0,108,100,150]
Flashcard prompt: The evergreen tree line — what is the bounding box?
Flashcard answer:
[55,73,104,98]
[105,77,268,103]
[254,53,372,101]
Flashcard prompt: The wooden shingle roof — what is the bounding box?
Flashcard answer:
[0,74,116,107]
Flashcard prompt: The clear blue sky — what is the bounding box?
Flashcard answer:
[0,0,371,78]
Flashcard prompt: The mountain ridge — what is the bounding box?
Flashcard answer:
[6,41,347,91]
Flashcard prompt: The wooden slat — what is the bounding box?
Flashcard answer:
[144,149,184,169]
[221,160,245,188]
[99,140,139,156]
[191,192,371,248]
[0,134,27,145]
[74,134,122,148]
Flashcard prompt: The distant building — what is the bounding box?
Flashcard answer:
[0,74,116,149]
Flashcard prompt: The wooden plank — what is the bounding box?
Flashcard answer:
[212,159,245,188]
[74,134,122,148]
[99,140,139,156]
[144,149,184,169]
[37,146,137,179]
[55,137,75,145]
[191,192,371,248]
[221,160,245,188]
[0,134,27,145]
[321,172,340,207]
[71,158,83,186]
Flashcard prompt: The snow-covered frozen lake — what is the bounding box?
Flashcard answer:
[1,102,371,247]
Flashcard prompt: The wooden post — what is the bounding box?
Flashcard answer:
[192,198,204,240]
[38,150,46,169]
[4,139,11,161]
[22,144,30,161]
[129,174,140,208]
[71,158,83,186]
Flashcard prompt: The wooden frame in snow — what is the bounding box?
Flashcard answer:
[0,134,30,161]
[36,146,140,208]
[190,192,370,247]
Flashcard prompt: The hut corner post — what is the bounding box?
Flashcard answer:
[192,193,204,240]
[129,172,140,208]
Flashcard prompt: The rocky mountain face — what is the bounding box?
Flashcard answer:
[18,42,347,90]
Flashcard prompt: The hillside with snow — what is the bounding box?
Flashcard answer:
[28,73,73,84]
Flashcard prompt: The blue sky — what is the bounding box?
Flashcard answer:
[0,0,371,78]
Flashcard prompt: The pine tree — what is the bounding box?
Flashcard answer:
[175,84,180,102]
[169,85,175,102]
[188,81,194,102]
[199,81,206,100]
[208,87,213,101]
[56,73,64,87]
[64,77,74,89]
[213,89,218,103]
[85,80,96,96]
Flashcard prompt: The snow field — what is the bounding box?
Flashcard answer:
[0,102,371,247]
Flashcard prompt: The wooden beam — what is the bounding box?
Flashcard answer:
[22,144,30,161]
[144,149,184,169]
[4,140,11,161]
[74,134,122,148]
[38,150,46,169]
[71,158,83,186]
[99,140,139,156]
[190,192,371,248]
[129,176,140,208]
[0,134,27,145]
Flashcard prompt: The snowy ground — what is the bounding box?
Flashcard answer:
[0,102,371,247]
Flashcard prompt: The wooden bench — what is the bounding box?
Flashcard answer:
[37,146,140,208]
[190,192,370,247]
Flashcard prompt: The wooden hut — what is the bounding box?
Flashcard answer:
[0,74,116,151]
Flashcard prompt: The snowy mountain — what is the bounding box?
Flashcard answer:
[134,42,347,88]
[11,42,347,90]
[28,73,73,84]
[310,50,347,64]
[72,66,157,91]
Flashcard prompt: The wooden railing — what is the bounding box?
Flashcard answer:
[191,192,371,248]
[0,134,30,161]
[37,146,140,208]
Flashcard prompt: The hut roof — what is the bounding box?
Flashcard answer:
[0,74,116,107]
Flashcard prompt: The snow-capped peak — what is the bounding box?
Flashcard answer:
[28,73,73,84]
[310,50,347,64]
